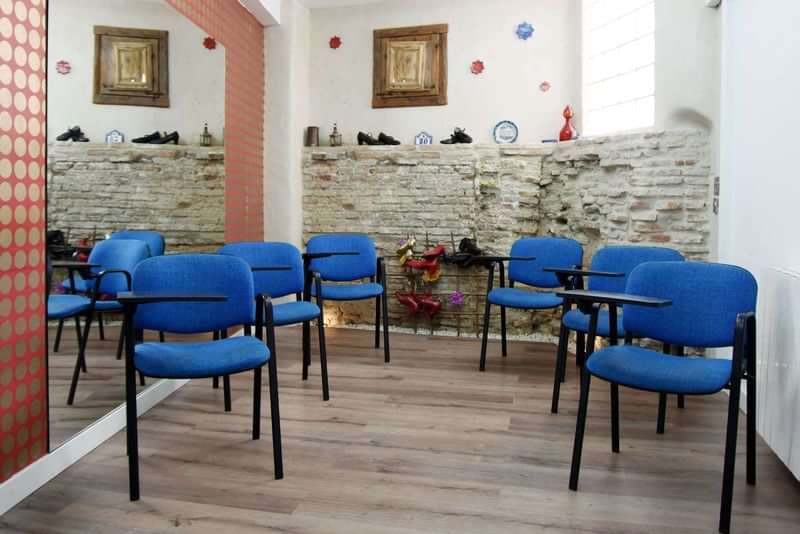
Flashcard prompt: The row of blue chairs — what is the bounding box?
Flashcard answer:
[475,237,756,534]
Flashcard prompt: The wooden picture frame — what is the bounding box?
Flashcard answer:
[373,24,448,109]
[93,26,170,108]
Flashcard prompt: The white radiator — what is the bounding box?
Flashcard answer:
[757,267,800,479]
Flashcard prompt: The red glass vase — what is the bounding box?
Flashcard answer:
[559,105,577,142]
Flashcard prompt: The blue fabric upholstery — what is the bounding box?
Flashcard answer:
[93,300,122,312]
[110,230,165,257]
[272,301,321,326]
[508,237,583,288]
[133,254,256,334]
[86,239,151,295]
[563,308,625,337]
[588,246,685,293]
[219,242,304,298]
[488,288,562,309]
[307,234,377,281]
[47,295,91,319]
[587,344,733,395]
[623,262,758,348]
[135,336,269,378]
[312,282,384,301]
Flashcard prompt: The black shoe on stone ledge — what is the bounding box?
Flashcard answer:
[358,132,381,145]
[149,131,179,145]
[441,127,473,144]
[132,131,162,143]
[378,132,401,145]
[56,126,89,142]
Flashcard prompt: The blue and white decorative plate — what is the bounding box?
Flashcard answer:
[516,22,535,40]
[493,121,519,144]
[415,131,433,145]
[105,129,124,144]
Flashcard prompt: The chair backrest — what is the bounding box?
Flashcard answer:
[132,254,255,334]
[218,242,304,299]
[307,234,377,281]
[588,246,685,293]
[624,261,757,348]
[87,239,151,295]
[110,230,165,257]
[508,237,583,288]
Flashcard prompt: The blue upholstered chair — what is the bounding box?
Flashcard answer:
[219,242,330,400]
[561,262,757,534]
[479,237,583,371]
[118,254,282,501]
[549,245,685,413]
[109,230,165,257]
[307,234,389,364]
[64,239,151,405]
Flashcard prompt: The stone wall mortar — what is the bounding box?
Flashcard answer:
[303,129,712,339]
[47,143,225,252]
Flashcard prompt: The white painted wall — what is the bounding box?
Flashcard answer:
[47,0,225,145]
[719,0,800,478]
[308,0,581,145]
[264,0,310,246]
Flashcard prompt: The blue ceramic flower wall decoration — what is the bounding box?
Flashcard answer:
[516,22,535,40]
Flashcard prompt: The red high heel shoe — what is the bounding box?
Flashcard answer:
[395,292,420,315]
[406,258,438,272]
[422,244,446,259]
[418,295,442,319]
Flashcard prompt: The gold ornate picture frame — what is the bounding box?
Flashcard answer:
[93,26,169,108]
[373,24,448,109]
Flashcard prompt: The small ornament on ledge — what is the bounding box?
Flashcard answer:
[449,290,465,307]
[200,123,212,146]
[329,123,343,147]
[539,80,552,92]
[559,105,578,142]
[203,36,217,50]
[470,60,485,75]
[516,22,535,40]
[329,36,342,49]
[56,60,71,75]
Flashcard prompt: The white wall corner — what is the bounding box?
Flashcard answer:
[240,0,282,26]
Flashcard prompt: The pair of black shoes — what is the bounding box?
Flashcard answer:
[56,126,89,142]
[132,131,180,145]
[441,127,473,144]
[357,132,401,146]
[443,238,485,268]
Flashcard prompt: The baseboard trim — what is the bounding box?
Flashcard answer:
[0,378,189,515]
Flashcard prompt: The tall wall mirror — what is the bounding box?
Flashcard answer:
[46,0,225,449]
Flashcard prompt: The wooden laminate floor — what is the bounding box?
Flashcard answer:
[5,327,800,533]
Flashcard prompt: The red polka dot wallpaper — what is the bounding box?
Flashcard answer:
[0,0,48,482]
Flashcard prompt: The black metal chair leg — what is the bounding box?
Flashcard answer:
[551,323,570,414]
[576,332,586,367]
[479,299,492,371]
[266,325,283,479]
[138,371,146,387]
[67,312,94,405]
[244,325,252,337]
[158,331,165,343]
[719,376,743,534]
[223,375,232,412]
[252,366,262,440]
[374,295,381,349]
[302,321,310,380]
[124,313,140,501]
[54,318,64,353]
[381,286,390,363]
[74,317,87,372]
[746,373,756,486]
[657,392,667,434]
[610,383,620,453]
[97,313,105,340]
[318,315,330,401]
[569,367,592,490]
[500,306,508,357]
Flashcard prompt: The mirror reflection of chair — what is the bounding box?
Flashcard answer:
[478,237,583,372]
[118,254,283,501]
[220,242,331,400]
[562,261,757,534]
[548,245,685,414]
[306,234,390,367]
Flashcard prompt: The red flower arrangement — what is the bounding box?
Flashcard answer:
[203,36,217,50]
[329,36,342,49]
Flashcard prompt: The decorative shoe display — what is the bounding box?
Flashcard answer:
[422,244,446,259]
[395,293,420,315]
[399,249,414,266]
[443,237,484,268]
[150,131,180,145]
[421,265,443,283]
[132,131,162,143]
[358,132,381,145]
[441,127,473,144]
[378,132,401,145]
[406,257,439,274]
[56,126,89,142]
[418,295,443,319]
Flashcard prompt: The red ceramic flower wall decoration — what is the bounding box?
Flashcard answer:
[471,60,485,75]
[203,36,217,50]
[539,81,552,92]
[329,36,342,49]
[56,60,71,75]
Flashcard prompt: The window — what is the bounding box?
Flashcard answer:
[582,0,655,136]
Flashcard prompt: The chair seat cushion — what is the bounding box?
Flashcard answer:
[135,336,270,379]
[312,282,384,301]
[60,278,89,293]
[563,308,625,338]
[48,295,91,319]
[488,288,562,309]
[93,299,122,312]
[586,345,732,395]
[273,301,321,326]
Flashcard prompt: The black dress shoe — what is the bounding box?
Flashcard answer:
[378,132,401,145]
[358,132,380,145]
[441,127,473,144]
[149,131,179,145]
[56,126,83,141]
[132,131,162,143]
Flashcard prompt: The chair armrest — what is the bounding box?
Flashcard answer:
[86,269,133,299]
[556,289,672,308]
[116,292,228,305]
[302,251,359,260]
[51,261,100,270]
[544,267,624,278]
[251,265,293,272]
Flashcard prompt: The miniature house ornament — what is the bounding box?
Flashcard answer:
[329,123,343,147]
[559,105,578,142]
[200,123,212,146]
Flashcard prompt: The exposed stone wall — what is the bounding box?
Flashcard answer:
[47,143,225,252]
[302,129,712,340]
